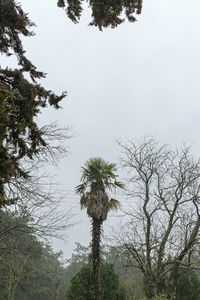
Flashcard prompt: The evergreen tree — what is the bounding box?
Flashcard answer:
[176,269,200,300]
[66,263,126,300]
[58,0,143,30]
[0,0,66,206]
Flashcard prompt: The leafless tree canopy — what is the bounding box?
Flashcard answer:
[1,174,74,241]
[0,123,74,241]
[115,138,200,299]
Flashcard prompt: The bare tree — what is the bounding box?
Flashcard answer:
[0,123,73,243]
[3,175,74,239]
[115,138,200,300]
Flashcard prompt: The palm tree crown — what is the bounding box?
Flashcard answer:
[76,157,124,221]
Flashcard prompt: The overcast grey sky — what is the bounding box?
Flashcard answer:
[18,0,200,257]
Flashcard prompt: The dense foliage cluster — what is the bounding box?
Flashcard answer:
[66,263,126,300]
[57,0,143,30]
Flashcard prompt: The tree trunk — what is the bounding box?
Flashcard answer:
[145,281,158,299]
[92,217,102,300]
[168,284,177,300]
[167,269,179,300]
[54,280,60,300]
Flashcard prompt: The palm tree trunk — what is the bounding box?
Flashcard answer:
[92,217,102,300]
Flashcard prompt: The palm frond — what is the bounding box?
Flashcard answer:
[75,182,87,195]
[114,180,125,189]
[76,157,123,219]
[109,198,120,210]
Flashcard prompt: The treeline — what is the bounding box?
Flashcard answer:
[1,216,199,300]
[0,209,131,300]
[0,211,141,300]
[64,243,200,300]
[0,209,65,300]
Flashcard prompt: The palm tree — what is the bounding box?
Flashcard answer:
[76,157,124,300]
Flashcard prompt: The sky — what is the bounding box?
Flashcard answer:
[15,0,200,257]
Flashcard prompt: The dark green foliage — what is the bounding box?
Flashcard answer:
[64,244,143,300]
[66,262,126,300]
[0,0,66,206]
[0,0,42,78]
[14,246,65,300]
[64,243,90,288]
[0,209,43,299]
[176,269,200,300]
[0,209,66,300]
[58,0,143,30]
